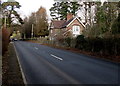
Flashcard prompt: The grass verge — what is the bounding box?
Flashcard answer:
[2,43,25,86]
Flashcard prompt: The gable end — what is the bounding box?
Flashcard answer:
[67,17,85,28]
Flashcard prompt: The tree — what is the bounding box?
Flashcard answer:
[59,2,70,20]
[0,0,2,27]
[23,17,31,38]
[23,7,49,38]
[83,2,119,38]
[111,14,120,34]
[23,13,36,38]
[96,2,118,34]
[111,2,120,35]
[2,0,23,27]
[36,7,49,37]
[50,1,79,20]
[50,2,61,20]
[70,2,79,16]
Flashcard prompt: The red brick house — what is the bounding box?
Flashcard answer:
[49,14,85,40]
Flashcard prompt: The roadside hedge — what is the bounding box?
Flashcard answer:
[75,35,120,56]
[2,28,10,55]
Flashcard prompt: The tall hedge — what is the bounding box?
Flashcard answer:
[75,35,120,56]
[75,35,86,50]
[2,28,10,55]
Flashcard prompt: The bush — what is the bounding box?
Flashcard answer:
[115,38,120,55]
[75,35,86,50]
[83,38,92,51]
[111,13,120,34]
[65,37,72,47]
[2,28,10,55]
[92,38,104,52]
[75,35,120,56]
[103,38,120,55]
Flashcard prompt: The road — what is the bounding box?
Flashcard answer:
[14,41,119,85]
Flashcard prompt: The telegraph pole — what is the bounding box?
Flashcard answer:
[31,24,34,38]
[4,16,6,28]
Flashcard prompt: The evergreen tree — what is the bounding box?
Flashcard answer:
[70,2,79,15]
[59,2,70,20]
[95,2,118,34]
[111,2,120,35]
[50,2,61,20]
[50,1,79,20]
[2,0,23,27]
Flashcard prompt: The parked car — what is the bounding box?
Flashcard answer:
[10,38,18,41]
[14,38,18,41]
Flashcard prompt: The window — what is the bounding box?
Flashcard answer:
[72,26,80,35]
[51,30,53,33]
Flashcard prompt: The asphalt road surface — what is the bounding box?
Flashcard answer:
[14,41,119,85]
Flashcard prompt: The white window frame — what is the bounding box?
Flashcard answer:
[72,25,80,35]
[51,30,53,33]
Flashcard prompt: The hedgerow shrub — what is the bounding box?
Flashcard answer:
[75,35,120,55]
[75,35,86,50]
[65,37,72,47]
[2,28,10,55]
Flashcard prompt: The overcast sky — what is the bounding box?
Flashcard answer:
[14,0,54,19]
[2,0,54,19]
[2,0,119,20]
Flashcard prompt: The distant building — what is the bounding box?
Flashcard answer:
[49,13,85,40]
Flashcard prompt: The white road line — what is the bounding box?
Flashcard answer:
[50,54,63,61]
[34,47,38,50]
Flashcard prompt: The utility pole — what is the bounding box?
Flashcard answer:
[4,16,6,28]
[31,24,34,38]
[24,33,26,39]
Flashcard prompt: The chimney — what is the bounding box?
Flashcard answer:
[67,13,73,21]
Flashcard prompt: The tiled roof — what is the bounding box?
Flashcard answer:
[62,18,74,28]
[51,20,66,29]
[51,17,85,29]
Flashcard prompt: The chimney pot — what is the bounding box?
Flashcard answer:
[67,13,73,21]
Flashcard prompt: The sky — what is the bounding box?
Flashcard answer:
[2,0,119,20]
[2,0,55,19]
[15,0,54,19]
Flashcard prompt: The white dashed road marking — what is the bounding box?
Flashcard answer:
[34,47,38,50]
[50,54,63,61]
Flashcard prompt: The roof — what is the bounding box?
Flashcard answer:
[62,18,74,28]
[50,16,85,29]
[67,17,85,28]
[51,20,66,29]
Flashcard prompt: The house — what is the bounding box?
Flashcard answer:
[49,13,85,40]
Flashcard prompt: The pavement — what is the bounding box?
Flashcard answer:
[14,41,119,85]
